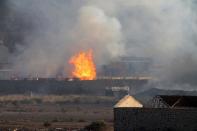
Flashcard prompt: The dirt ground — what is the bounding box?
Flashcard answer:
[0,95,115,130]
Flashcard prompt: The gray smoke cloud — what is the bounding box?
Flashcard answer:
[10,0,124,77]
[90,0,197,89]
[0,44,9,63]
[6,0,197,89]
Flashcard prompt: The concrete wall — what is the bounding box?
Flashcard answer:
[114,108,197,131]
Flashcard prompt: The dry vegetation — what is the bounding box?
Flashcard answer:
[0,95,116,104]
[0,95,115,130]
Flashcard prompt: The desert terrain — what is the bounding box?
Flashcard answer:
[0,95,115,130]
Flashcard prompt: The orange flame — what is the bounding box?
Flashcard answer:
[69,50,96,80]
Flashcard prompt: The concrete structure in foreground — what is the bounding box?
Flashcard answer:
[114,95,197,131]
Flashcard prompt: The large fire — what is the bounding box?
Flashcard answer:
[69,50,96,80]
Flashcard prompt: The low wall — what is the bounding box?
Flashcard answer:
[0,79,147,95]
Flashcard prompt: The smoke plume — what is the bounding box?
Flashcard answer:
[3,0,197,89]
[9,0,124,77]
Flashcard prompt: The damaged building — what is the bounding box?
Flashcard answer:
[114,95,197,131]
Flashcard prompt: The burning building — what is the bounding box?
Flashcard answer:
[0,51,149,95]
[114,95,197,131]
[0,46,150,95]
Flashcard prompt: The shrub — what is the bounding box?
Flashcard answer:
[43,121,51,127]
[52,118,59,122]
[84,121,107,131]
[11,101,18,106]
[33,98,42,104]
[78,119,86,122]
[20,99,33,104]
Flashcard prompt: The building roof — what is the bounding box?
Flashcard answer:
[114,95,143,108]
[155,95,197,108]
